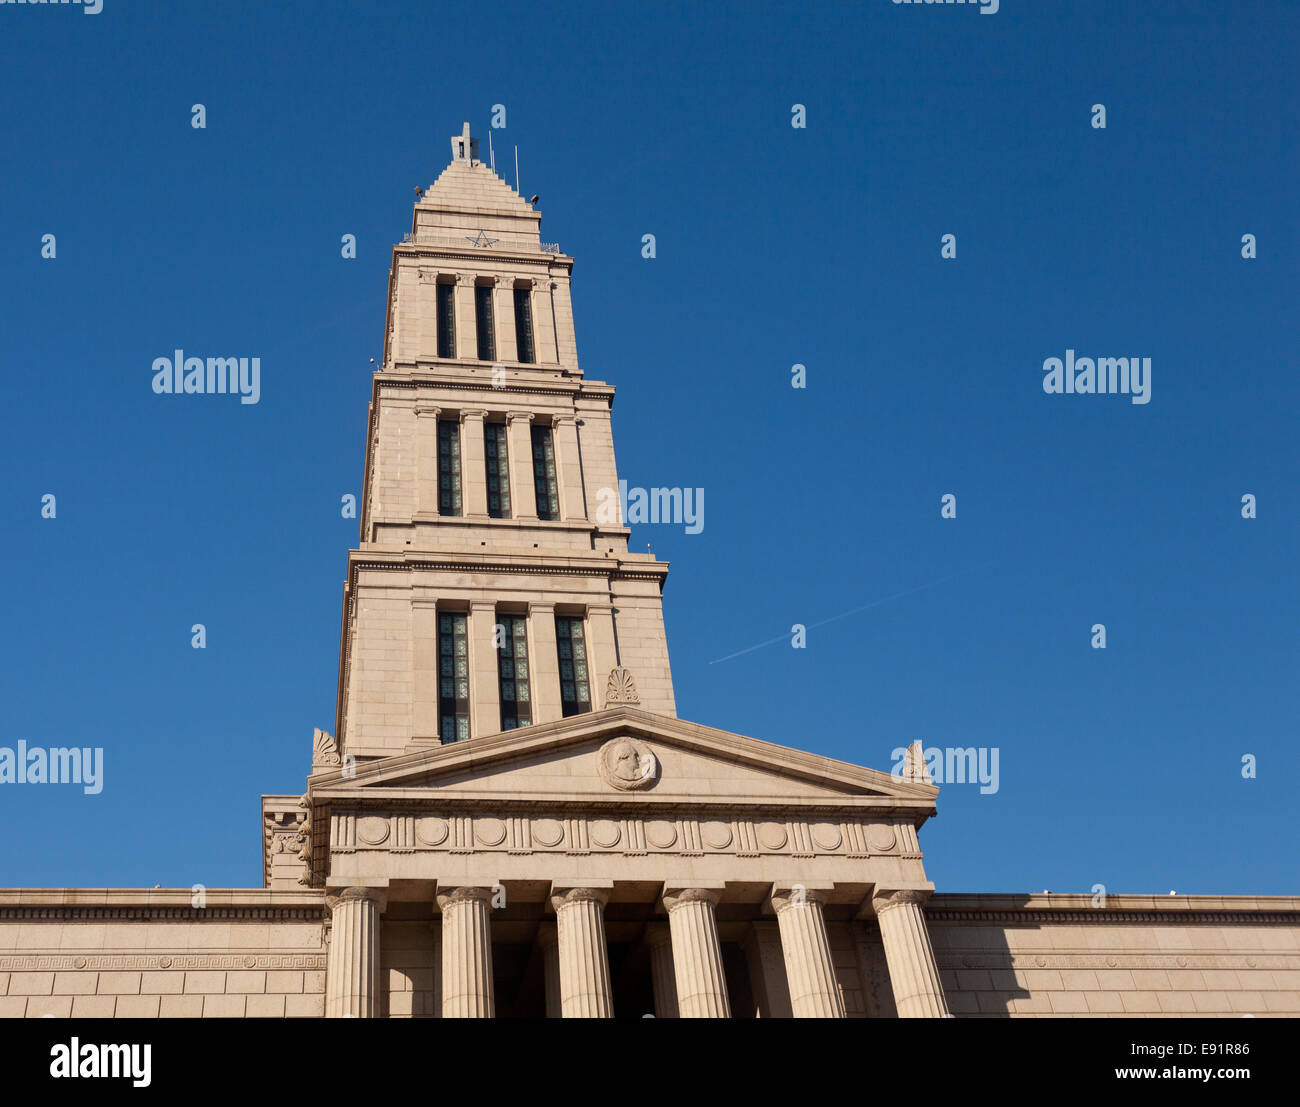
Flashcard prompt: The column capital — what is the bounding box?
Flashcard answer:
[453,272,472,286]
[468,599,497,614]
[413,404,441,419]
[662,886,722,913]
[871,884,934,915]
[325,885,388,913]
[770,883,834,913]
[528,600,557,615]
[551,413,577,427]
[506,410,534,425]
[436,884,495,912]
[460,408,488,421]
[549,886,611,913]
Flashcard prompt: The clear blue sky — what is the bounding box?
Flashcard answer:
[1,0,1295,895]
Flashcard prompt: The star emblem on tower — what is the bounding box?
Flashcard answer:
[465,229,499,248]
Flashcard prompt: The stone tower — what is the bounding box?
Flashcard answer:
[338,122,675,761]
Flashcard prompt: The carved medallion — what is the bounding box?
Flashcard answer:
[589,820,622,849]
[596,737,658,791]
[645,820,677,849]
[415,817,449,847]
[475,818,508,847]
[604,667,640,707]
[701,821,733,850]
[357,817,390,845]
[532,819,564,848]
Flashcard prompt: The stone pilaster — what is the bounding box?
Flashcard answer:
[325,886,386,1018]
[771,886,845,1018]
[551,414,586,521]
[664,887,730,1018]
[528,602,562,724]
[468,600,499,739]
[492,276,517,363]
[550,887,614,1018]
[414,405,440,517]
[437,886,496,1018]
[872,887,949,1018]
[460,409,489,518]
[506,411,537,519]
[531,279,558,365]
[647,923,678,1018]
[453,273,475,361]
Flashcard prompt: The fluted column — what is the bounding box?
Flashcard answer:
[550,887,614,1018]
[437,886,496,1018]
[664,888,730,1018]
[771,886,845,1018]
[872,887,949,1018]
[325,887,385,1018]
[647,924,679,1018]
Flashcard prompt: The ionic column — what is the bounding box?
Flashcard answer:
[771,886,845,1018]
[437,886,496,1018]
[506,412,537,519]
[872,887,949,1018]
[664,887,730,1018]
[646,924,678,1018]
[325,886,385,1018]
[551,414,587,521]
[460,409,489,518]
[414,405,440,516]
[538,922,562,1019]
[550,887,614,1018]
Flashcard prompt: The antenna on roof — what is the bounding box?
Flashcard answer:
[488,130,495,171]
[515,145,520,194]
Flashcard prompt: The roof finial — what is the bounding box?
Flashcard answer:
[451,121,478,164]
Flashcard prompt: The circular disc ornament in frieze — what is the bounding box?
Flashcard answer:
[415,817,449,847]
[756,822,788,851]
[357,817,390,846]
[811,823,842,851]
[645,820,677,849]
[475,818,507,847]
[590,820,622,849]
[596,737,659,790]
[701,821,733,850]
[532,819,564,848]
[867,825,897,853]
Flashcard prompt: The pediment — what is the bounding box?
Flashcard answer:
[308,708,936,818]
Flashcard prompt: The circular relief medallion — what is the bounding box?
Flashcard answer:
[532,819,564,848]
[596,737,659,791]
[867,825,897,853]
[645,820,677,849]
[756,822,788,851]
[701,821,733,850]
[415,817,449,847]
[475,818,508,847]
[589,820,622,849]
[158,957,172,969]
[74,957,87,970]
[357,817,390,846]
[243,956,257,968]
[811,823,842,851]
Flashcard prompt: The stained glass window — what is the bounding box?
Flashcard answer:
[485,422,511,519]
[475,283,496,361]
[438,419,462,516]
[497,614,532,730]
[438,612,470,742]
[531,425,558,521]
[513,286,535,364]
[437,282,456,359]
[556,616,591,717]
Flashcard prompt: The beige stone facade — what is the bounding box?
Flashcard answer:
[3,125,1296,1018]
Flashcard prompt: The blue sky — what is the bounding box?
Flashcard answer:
[0,0,1295,895]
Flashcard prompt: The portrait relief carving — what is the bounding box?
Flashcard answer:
[596,737,658,791]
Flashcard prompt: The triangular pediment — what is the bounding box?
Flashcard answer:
[308,708,937,818]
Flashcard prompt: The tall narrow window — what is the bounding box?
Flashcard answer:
[437,282,456,359]
[555,616,591,717]
[438,612,470,742]
[513,286,535,364]
[438,419,462,516]
[485,422,511,519]
[475,283,496,361]
[531,425,558,521]
[497,614,532,730]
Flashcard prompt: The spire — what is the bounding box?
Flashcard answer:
[450,121,479,165]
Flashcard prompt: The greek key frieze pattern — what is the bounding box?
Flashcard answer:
[329,811,915,859]
[939,952,1298,971]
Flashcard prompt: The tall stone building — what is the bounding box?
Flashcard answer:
[2,126,1297,1018]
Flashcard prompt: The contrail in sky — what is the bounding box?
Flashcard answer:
[707,566,983,665]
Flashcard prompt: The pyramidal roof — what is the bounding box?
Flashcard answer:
[422,156,538,218]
